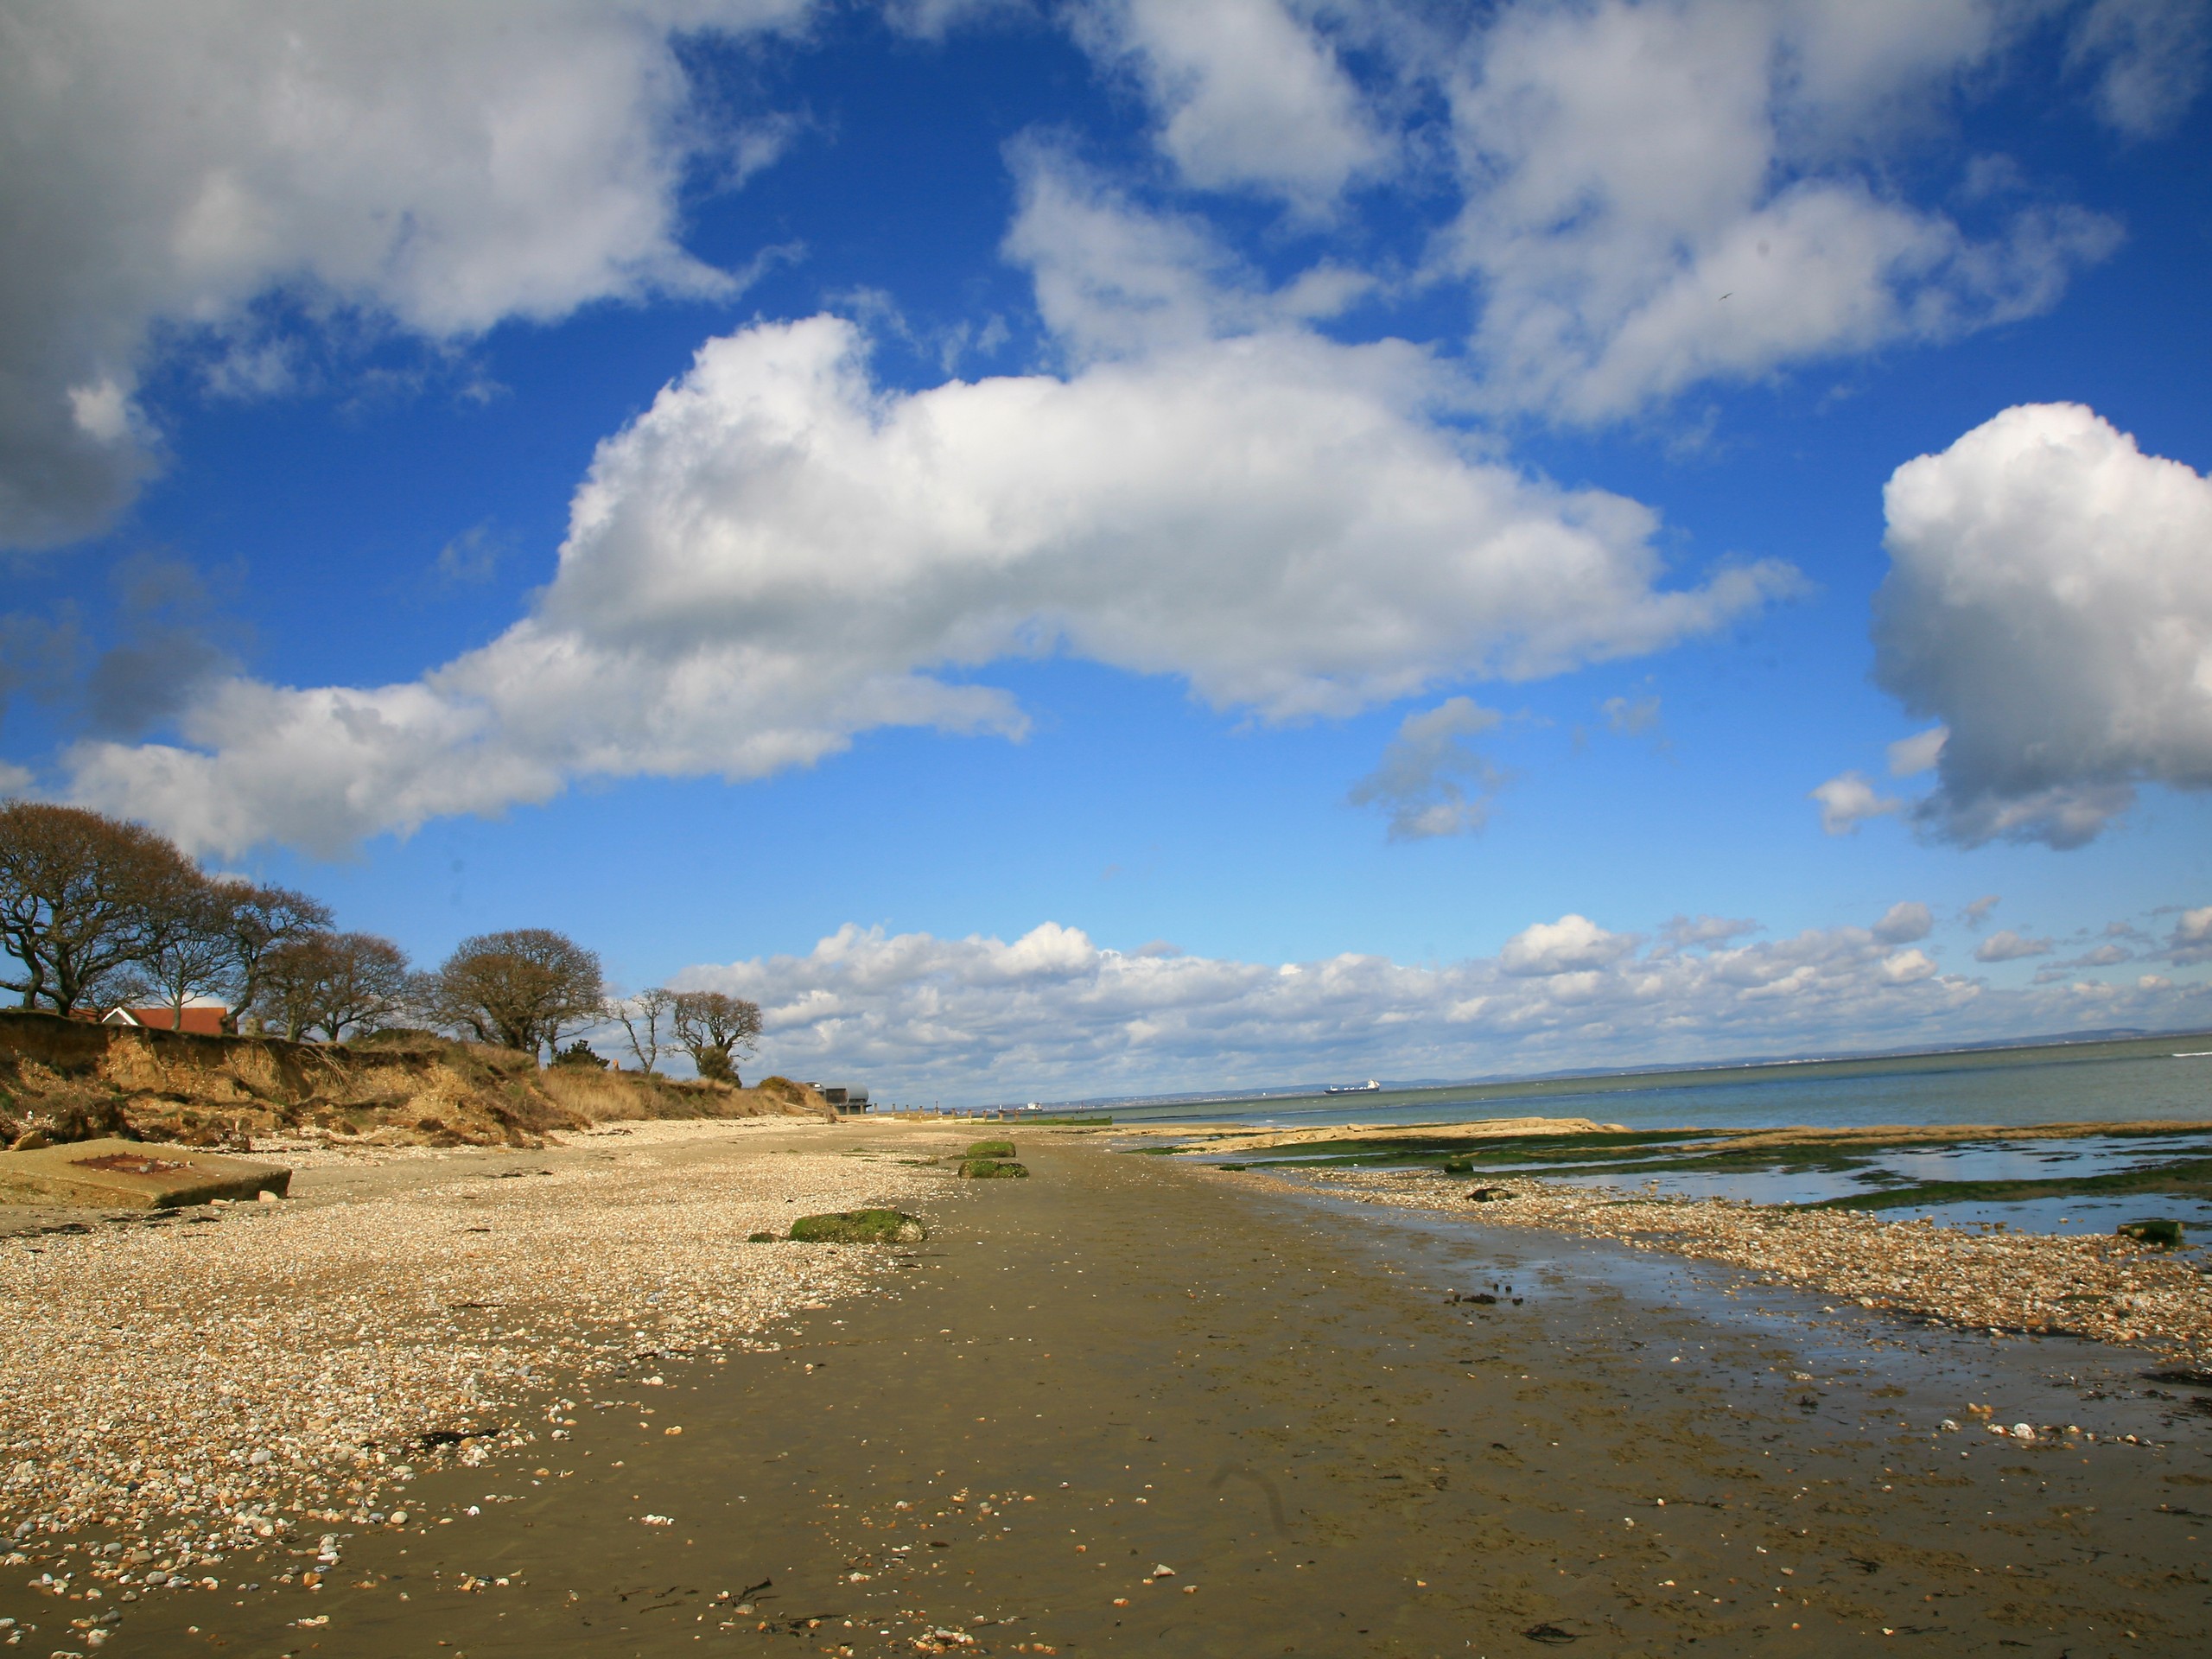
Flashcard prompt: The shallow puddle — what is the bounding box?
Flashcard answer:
[1309,1185,2212,1450]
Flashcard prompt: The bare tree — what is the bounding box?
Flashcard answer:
[315,934,410,1039]
[671,989,761,1084]
[0,801,202,1013]
[606,987,676,1075]
[429,928,603,1059]
[252,934,331,1040]
[128,870,238,1028]
[252,931,412,1041]
[215,880,333,1025]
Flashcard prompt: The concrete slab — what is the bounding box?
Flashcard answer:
[0,1138,290,1208]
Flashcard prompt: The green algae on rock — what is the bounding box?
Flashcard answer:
[788,1208,929,1243]
[959,1158,1030,1179]
[2119,1217,2186,1247]
[966,1139,1016,1159]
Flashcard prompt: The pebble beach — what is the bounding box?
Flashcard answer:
[3,1120,2209,1656]
[0,1121,940,1571]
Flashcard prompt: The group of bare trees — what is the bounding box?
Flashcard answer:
[0,800,341,1028]
[0,802,762,1079]
[603,987,762,1082]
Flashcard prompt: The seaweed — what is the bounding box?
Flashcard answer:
[1800,1157,2212,1213]
[1230,1128,1713,1171]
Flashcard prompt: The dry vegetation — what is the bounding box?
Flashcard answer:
[534,1065,832,1124]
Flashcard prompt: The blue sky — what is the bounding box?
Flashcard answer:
[3,0,2209,1099]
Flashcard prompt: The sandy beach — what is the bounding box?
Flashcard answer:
[4,1121,2209,1656]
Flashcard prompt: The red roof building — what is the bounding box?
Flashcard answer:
[102,1005,233,1037]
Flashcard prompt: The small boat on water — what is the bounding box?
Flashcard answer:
[1324,1079,1381,1095]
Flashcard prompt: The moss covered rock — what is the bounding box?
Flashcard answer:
[2119,1217,2185,1247]
[958,1157,1029,1179]
[787,1208,928,1243]
[966,1138,1016,1158]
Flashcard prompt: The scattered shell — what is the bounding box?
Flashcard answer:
[0,1121,938,1557]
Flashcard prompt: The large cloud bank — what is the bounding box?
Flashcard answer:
[1429,0,2121,420]
[65,317,1789,855]
[19,0,2201,857]
[10,0,2176,554]
[1869,404,2212,847]
[677,906,2212,1100]
[1072,0,2136,416]
[0,0,805,549]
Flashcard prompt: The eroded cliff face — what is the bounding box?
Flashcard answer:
[0,1014,826,1149]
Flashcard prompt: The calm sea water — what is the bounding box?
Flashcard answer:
[1109,1051,2212,1133]
[1132,1049,2212,1237]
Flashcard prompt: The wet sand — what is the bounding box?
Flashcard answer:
[5,1128,2209,1656]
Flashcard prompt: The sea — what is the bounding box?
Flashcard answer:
[1093,1035,2212,1237]
[1100,1039,2212,1135]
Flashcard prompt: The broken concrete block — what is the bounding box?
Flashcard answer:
[0,1136,291,1209]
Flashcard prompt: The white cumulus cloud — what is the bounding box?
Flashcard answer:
[1435,0,2120,421]
[1810,770,1903,836]
[1657,914,1760,950]
[0,0,810,550]
[1887,726,1948,777]
[1345,696,1507,841]
[1497,913,1638,977]
[672,902,2210,1100]
[1872,901,1933,944]
[65,314,1793,855]
[1974,929,2053,963]
[1879,947,1937,985]
[1002,142,1375,364]
[1069,0,1389,207]
[2171,906,2212,966]
[2068,0,2211,137]
[1872,403,2212,847]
